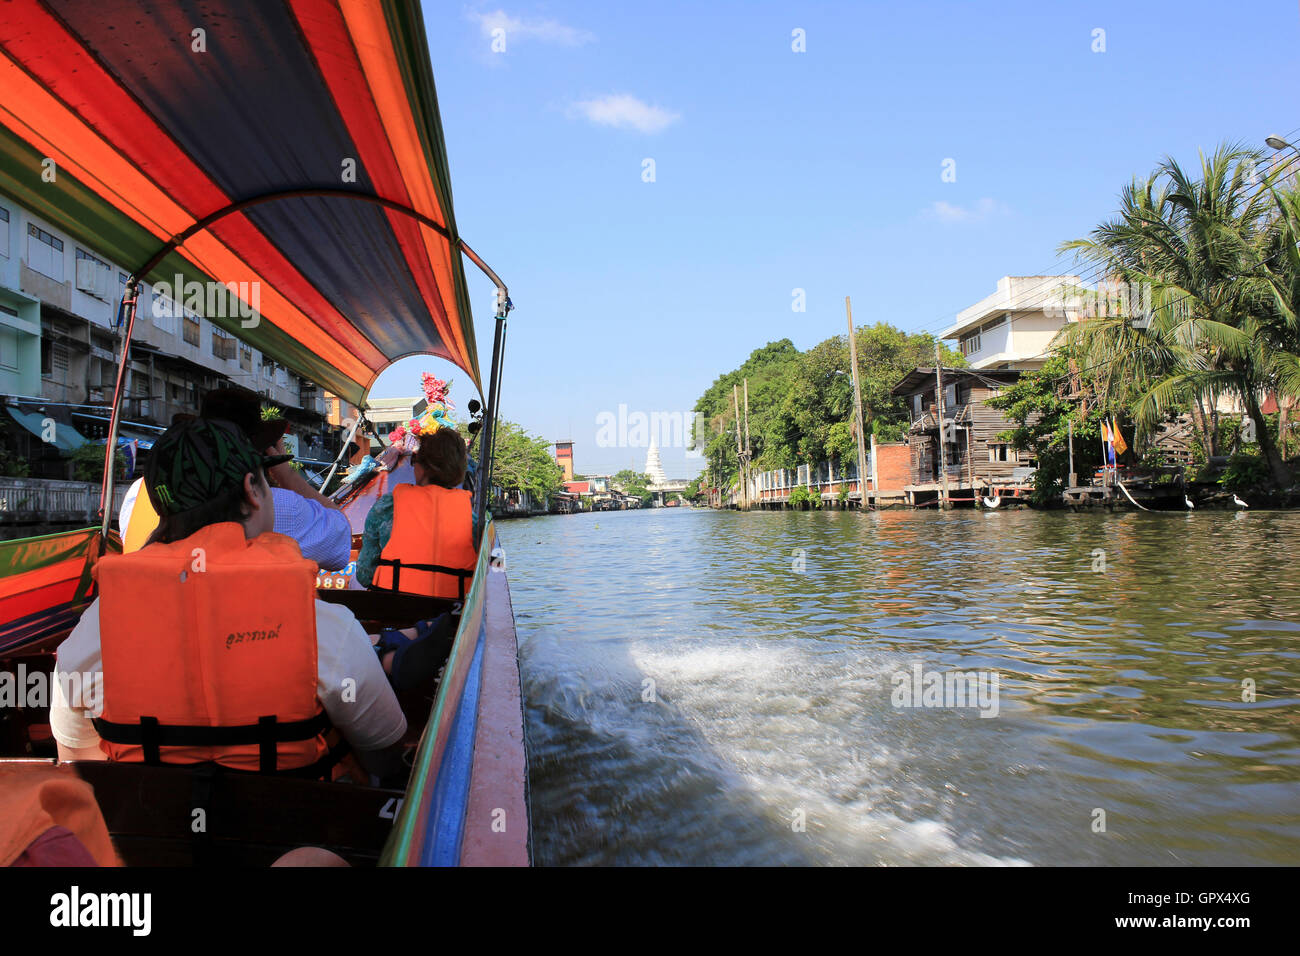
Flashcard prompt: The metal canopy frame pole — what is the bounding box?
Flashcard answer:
[98,277,141,544]
[321,410,363,493]
[475,290,511,547]
[461,240,512,548]
[93,186,510,544]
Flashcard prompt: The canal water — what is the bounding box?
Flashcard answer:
[496,508,1300,866]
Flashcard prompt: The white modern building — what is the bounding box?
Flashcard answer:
[942,275,1084,371]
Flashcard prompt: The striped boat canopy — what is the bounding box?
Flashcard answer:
[0,528,106,655]
[0,0,480,404]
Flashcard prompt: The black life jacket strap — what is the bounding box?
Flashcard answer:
[93,709,333,776]
[372,557,472,599]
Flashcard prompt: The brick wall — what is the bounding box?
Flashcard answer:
[874,442,911,494]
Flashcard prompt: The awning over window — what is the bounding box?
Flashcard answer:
[5,407,89,453]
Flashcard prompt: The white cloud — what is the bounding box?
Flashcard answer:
[468,8,595,46]
[926,198,1011,223]
[570,94,680,134]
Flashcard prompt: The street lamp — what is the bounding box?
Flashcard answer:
[1264,134,1300,187]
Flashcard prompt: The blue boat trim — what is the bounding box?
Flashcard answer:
[420,618,486,866]
[0,603,88,652]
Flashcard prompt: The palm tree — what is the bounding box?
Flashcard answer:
[1059,144,1298,486]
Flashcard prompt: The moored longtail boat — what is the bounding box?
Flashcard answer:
[0,0,528,866]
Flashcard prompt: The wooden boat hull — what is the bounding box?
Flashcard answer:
[0,519,529,867]
[382,519,530,865]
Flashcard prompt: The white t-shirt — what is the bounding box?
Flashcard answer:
[117,478,141,534]
[51,597,406,755]
[118,477,351,571]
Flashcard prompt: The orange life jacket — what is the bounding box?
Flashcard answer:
[92,523,333,775]
[371,483,476,600]
[121,481,159,553]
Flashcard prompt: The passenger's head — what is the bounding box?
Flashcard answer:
[411,427,468,489]
[144,418,290,543]
[199,386,286,452]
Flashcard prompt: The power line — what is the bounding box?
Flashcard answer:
[908,131,1300,340]
[898,130,1300,344]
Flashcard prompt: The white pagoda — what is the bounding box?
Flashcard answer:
[645,438,668,486]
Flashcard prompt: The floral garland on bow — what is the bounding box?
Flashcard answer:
[388,373,456,452]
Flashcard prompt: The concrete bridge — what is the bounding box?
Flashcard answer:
[646,479,689,505]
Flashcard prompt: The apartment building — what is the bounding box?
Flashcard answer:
[942,275,1083,371]
[0,192,340,462]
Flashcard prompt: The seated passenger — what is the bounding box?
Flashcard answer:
[355,428,478,599]
[118,387,351,571]
[52,418,407,779]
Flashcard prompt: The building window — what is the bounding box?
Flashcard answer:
[960,331,981,356]
[0,326,18,370]
[41,339,68,377]
[239,343,253,371]
[74,248,114,301]
[150,292,180,336]
[988,443,1017,463]
[26,223,64,281]
[212,328,237,361]
[182,314,201,347]
[0,205,9,259]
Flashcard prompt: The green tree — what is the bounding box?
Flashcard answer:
[488,420,563,502]
[71,443,126,482]
[986,353,1105,505]
[692,326,963,488]
[787,485,821,509]
[1060,144,1300,487]
[613,469,653,504]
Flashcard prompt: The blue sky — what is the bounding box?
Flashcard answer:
[371,0,1300,478]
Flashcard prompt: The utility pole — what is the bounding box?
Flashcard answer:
[845,296,870,510]
[934,342,950,509]
[732,383,745,509]
[743,377,751,458]
[743,377,752,508]
[1067,416,1076,488]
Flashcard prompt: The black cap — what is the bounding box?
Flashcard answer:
[145,417,290,516]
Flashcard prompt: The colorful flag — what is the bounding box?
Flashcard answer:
[1110,418,1128,457]
[123,439,138,476]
